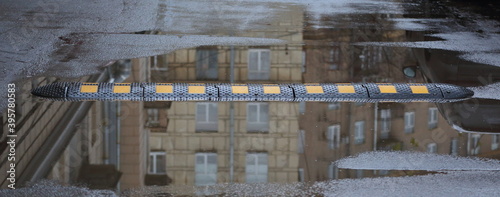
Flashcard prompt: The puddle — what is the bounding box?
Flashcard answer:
[1,0,500,195]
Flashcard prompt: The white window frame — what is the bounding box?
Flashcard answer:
[470,134,481,155]
[328,47,340,70]
[146,108,159,127]
[450,138,459,156]
[360,46,382,70]
[298,168,304,182]
[298,130,305,153]
[248,49,271,80]
[380,109,391,139]
[149,151,166,174]
[196,102,218,132]
[327,125,341,149]
[378,170,389,176]
[492,134,499,151]
[150,55,168,71]
[196,48,218,80]
[427,143,437,153]
[328,163,338,180]
[246,153,268,183]
[328,102,341,110]
[354,121,365,144]
[195,153,218,186]
[356,169,364,178]
[404,111,415,133]
[299,101,306,115]
[247,103,269,132]
[428,108,438,129]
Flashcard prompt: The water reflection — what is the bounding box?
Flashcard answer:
[1,0,500,196]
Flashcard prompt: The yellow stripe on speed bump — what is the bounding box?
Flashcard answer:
[81,84,98,93]
[188,86,205,94]
[410,86,429,94]
[156,84,173,93]
[337,86,355,93]
[378,85,397,93]
[305,86,324,94]
[232,85,249,94]
[263,86,280,94]
[113,84,131,93]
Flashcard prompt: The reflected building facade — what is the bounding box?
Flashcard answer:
[0,60,150,190]
[47,59,152,191]
[146,5,304,186]
[298,13,479,181]
[2,3,500,192]
[0,77,97,188]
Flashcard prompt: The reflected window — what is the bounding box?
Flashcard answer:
[380,109,391,139]
[150,55,168,71]
[146,109,159,127]
[450,138,459,156]
[246,153,268,183]
[196,103,218,132]
[248,49,270,80]
[355,102,365,106]
[299,101,306,114]
[428,108,438,129]
[427,143,437,153]
[492,135,499,151]
[327,125,341,149]
[195,153,217,186]
[354,121,365,144]
[356,169,364,178]
[328,47,340,70]
[328,102,340,110]
[404,112,415,134]
[328,163,338,180]
[470,134,481,155]
[360,46,382,70]
[298,130,305,153]
[298,168,304,182]
[247,103,269,132]
[378,170,389,176]
[149,152,166,174]
[196,49,218,80]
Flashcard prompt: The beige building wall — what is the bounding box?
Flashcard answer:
[119,58,149,190]
[150,101,300,185]
[166,45,302,83]
[149,5,304,185]
[388,103,467,155]
[298,13,478,181]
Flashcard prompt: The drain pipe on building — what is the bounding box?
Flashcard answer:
[229,46,236,183]
[103,60,131,165]
[102,60,131,192]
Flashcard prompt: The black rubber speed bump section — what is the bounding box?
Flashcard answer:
[32,82,474,103]
[31,82,70,101]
